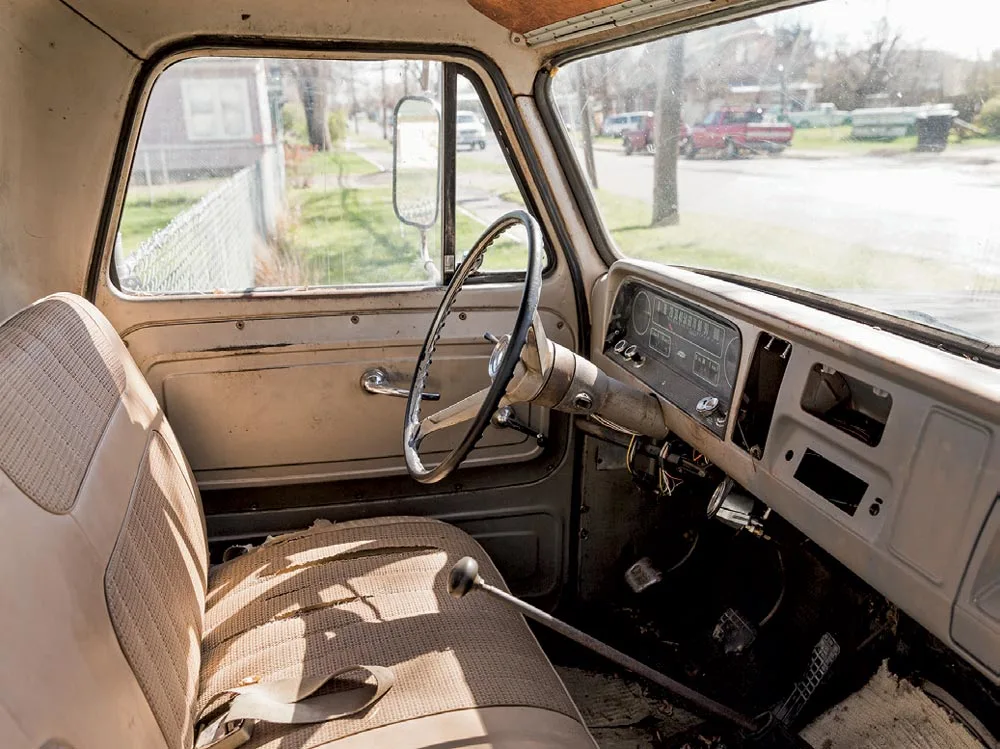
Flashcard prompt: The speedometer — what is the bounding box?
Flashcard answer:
[632,291,652,335]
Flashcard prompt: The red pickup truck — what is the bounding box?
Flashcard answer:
[684,107,794,158]
[621,112,692,155]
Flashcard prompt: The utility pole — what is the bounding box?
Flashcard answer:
[381,60,388,140]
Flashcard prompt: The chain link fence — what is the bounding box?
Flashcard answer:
[117,145,284,294]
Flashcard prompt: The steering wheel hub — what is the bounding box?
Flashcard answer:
[487,335,511,380]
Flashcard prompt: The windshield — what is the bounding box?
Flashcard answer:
[457,112,476,124]
[551,0,1000,346]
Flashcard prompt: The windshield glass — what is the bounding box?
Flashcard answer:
[552,0,1000,346]
[457,112,476,124]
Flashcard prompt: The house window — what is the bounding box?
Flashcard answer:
[181,78,253,141]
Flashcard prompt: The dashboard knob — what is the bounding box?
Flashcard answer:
[696,395,720,417]
[624,344,638,360]
[614,339,628,354]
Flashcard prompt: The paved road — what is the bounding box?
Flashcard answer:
[588,147,1000,273]
[457,134,1000,273]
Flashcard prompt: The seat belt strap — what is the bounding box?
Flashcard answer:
[195,664,395,749]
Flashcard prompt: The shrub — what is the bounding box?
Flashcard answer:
[327,110,348,146]
[975,96,1000,136]
[281,104,308,144]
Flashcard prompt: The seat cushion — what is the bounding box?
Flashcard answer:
[199,516,595,748]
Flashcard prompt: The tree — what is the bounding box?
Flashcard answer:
[651,36,685,227]
[818,17,903,110]
[575,63,599,190]
[289,60,331,150]
[420,60,431,92]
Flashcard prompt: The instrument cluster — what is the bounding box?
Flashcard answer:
[604,280,742,438]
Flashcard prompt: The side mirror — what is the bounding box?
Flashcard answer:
[392,96,441,230]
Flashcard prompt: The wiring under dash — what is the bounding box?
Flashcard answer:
[627,435,685,497]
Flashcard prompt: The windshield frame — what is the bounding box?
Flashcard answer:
[534,15,1000,368]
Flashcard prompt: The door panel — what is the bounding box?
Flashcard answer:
[126,306,571,486]
[93,50,585,601]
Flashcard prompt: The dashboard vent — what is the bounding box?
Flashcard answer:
[734,333,792,458]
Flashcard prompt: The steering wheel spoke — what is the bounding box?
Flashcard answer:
[416,387,494,443]
[403,210,545,483]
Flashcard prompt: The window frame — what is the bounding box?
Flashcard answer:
[100,47,555,299]
[533,15,1000,367]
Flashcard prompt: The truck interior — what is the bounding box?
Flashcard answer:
[2,0,999,747]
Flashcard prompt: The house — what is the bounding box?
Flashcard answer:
[131,57,277,184]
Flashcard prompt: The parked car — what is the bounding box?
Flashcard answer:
[621,113,692,155]
[685,107,795,158]
[456,109,487,150]
[789,102,851,129]
[601,111,652,137]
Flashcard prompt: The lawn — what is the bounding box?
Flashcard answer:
[592,189,984,293]
[119,191,208,255]
[286,149,385,186]
[791,125,1000,154]
[284,184,526,286]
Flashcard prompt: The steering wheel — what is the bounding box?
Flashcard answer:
[404,210,544,484]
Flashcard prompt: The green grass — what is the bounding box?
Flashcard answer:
[791,125,1000,153]
[790,125,903,152]
[456,150,516,176]
[287,149,384,183]
[593,189,984,292]
[284,184,527,285]
[119,192,206,255]
[287,186,430,284]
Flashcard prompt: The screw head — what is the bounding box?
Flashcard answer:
[572,392,593,411]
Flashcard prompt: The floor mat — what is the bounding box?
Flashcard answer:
[556,666,701,748]
[802,663,987,749]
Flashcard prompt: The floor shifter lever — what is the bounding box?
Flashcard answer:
[447,556,759,733]
[491,406,546,446]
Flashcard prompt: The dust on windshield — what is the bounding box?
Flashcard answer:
[552,0,1000,347]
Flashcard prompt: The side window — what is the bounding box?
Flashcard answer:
[114,57,533,295]
[454,72,528,273]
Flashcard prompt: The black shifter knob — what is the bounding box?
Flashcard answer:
[448,556,481,598]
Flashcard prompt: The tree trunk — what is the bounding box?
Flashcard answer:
[420,60,431,92]
[348,66,359,135]
[575,64,599,190]
[651,36,685,227]
[295,61,330,151]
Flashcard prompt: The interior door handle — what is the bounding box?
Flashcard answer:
[362,368,440,401]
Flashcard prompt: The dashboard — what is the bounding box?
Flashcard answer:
[592,260,1000,685]
[603,280,741,437]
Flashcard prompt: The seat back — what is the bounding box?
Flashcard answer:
[0,294,208,749]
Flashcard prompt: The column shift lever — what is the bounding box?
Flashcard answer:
[447,556,759,733]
